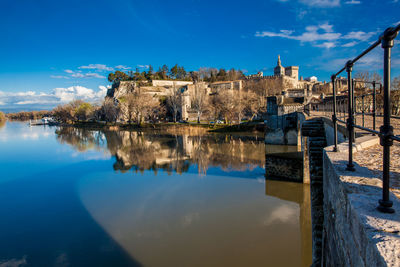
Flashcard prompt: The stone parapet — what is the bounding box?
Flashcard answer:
[323,140,400,266]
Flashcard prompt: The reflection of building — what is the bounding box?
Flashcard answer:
[55,127,265,175]
[107,132,265,174]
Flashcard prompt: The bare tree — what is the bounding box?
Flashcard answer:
[120,89,160,125]
[191,83,209,123]
[242,90,264,120]
[167,82,182,123]
[101,98,120,123]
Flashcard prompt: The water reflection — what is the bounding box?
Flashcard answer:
[55,127,265,175]
[0,123,312,266]
[265,180,312,267]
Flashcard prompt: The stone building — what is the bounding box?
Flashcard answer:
[209,80,243,93]
[180,82,210,121]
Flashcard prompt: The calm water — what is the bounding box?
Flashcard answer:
[0,121,312,267]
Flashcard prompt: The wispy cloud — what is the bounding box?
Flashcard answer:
[299,0,340,7]
[78,64,114,71]
[137,64,149,69]
[315,42,336,49]
[71,73,106,79]
[50,75,70,79]
[255,23,377,49]
[115,65,131,70]
[61,69,106,79]
[344,0,361,4]
[342,41,358,47]
[343,31,376,41]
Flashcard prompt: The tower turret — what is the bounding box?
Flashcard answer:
[274,55,285,76]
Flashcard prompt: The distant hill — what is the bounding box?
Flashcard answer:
[0,105,56,114]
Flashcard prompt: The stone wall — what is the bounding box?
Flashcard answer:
[322,140,400,266]
[151,80,193,87]
[265,152,303,182]
[301,118,327,265]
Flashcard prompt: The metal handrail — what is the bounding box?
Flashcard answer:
[330,23,400,214]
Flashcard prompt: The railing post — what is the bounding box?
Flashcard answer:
[362,95,365,127]
[373,81,377,134]
[346,61,356,171]
[352,79,357,131]
[332,75,338,152]
[377,27,397,213]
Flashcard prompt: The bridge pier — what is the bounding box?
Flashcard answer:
[301,118,327,266]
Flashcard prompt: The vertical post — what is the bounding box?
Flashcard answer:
[332,75,338,152]
[362,95,365,127]
[346,61,355,171]
[353,84,356,141]
[373,81,377,133]
[377,27,397,213]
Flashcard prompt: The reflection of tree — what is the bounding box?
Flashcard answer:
[55,127,105,152]
[55,127,265,175]
[191,135,211,175]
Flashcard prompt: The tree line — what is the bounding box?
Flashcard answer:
[5,110,52,121]
[107,65,246,85]
[51,84,267,125]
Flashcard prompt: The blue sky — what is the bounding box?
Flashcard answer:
[0,0,399,110]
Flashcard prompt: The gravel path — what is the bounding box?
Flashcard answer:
[354,143,400,199]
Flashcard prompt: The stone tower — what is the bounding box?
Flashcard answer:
[274,55,285,76]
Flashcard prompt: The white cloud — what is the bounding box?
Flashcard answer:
[137,64,149,69]
[255,23,340,47]
[315,42,336,49]
[78,64,114,71]
[342,41,358,47]
[61,69,105,79]
[299,0,340,7]
[319,22,334,33]
[255,23,377,49]
[50,75,70,79]
[115,65,131,70]
[343,31,376,41]
[0,86,108,108]
[53,86,107,103]
[71,72,105,79]
[345,0,361,4]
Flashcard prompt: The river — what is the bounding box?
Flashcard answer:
[0,121,311,267]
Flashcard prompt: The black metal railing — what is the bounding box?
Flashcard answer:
[327,24,400,213]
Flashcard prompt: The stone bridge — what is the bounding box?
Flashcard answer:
[300,114,400,267]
